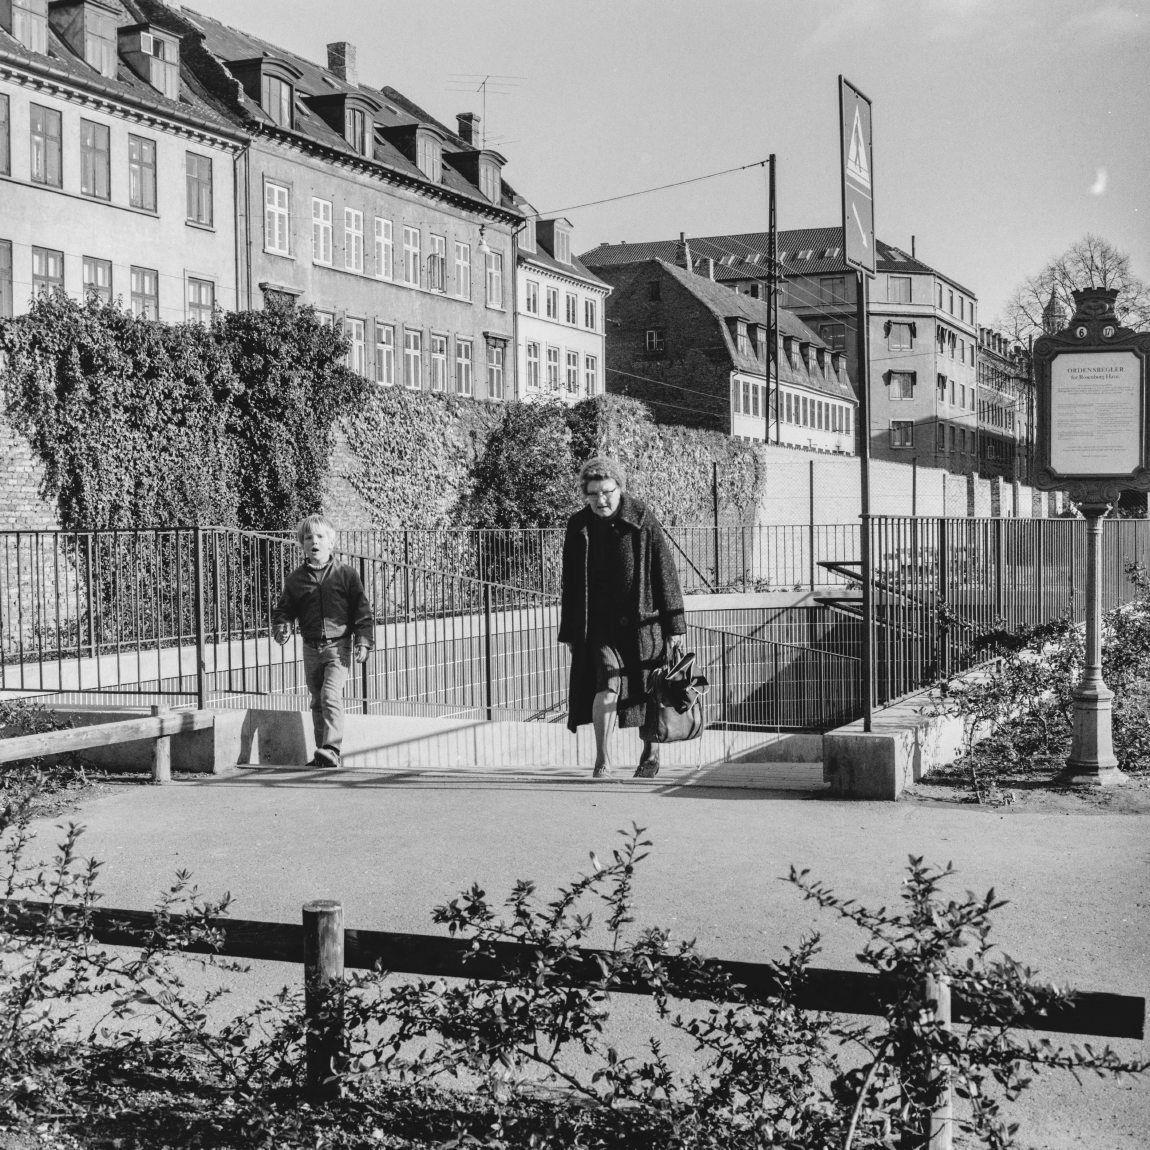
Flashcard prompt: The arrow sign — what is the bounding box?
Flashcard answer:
[840,78,875,275]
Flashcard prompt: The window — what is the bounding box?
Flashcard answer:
[12,0,47,53]
[130,265,158,319]
[801,396,809,425]
[374,218,392,279]
[312,199,333,265]
[315,311,335,327]
[80,119,110,199]
[890,420,913,449]
[948,289,955,314]
[264,181,290,254]
[430,333,448,391]
[455,339,473,396]
[819,276,847,304]
[545,286,559,319]
[84,6,117,77]
[31,245,63,296]
[186,152,213,226]
[751,382,760,419]
[345,317,367,376]
[478,159,499,203]
[732,380,742,415]
[520,216,536,251]
[584,298,597,330]
[554,227,571,264]
[403,226,420,285]
[29,103,61,187]
[565,293,577,325]
[784,392,793,423]
[428,233,446,292]
[890,370,915,399]
[737,323,752,357]
[936,283,943,308]
[584,354,597,395]
[526,342,540,389]
[454,241,470,299]
[0,239,12,318]
[485,250,503,308]
[374,324,394,385]
[128,134,157,210]
[645,328,665,353]
[345,106,368,155]
[187,277,215,324]
[416,133,441,182]
[140,32,179,100]
[565,349,579,393]
[844,408,852,436]
[403,328,422,389]
[0,94,8,176]
[889,275,911,303]
[818,322,846,352]
[344,208,364,272]
[546,346,560,390]
[488,342,505,399]
[936,424,946,451]
[888,323,913,351]
[82,256,111,303]
[262,74,293,128]
[525,280,539,315]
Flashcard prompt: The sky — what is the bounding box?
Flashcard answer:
[181,0,1150,325]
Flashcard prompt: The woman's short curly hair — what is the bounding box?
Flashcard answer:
[579,456,627,494]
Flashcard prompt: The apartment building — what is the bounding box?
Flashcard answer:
[977,325,1034,483]
[513,206,609,402]
[0,0,243,322]
[583,228,979,471]
[592,255,855,450]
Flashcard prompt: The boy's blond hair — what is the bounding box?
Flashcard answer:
[295,514,335,545]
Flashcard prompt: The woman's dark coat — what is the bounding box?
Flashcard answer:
[558,494,686,732]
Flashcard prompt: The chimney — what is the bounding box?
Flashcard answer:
[327,41,358,85]
[911,235,916,258]
[676,232,692,272]
[456,112,480,146]
[705,258,715,280]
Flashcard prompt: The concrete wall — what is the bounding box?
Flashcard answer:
[755,442,1047,527]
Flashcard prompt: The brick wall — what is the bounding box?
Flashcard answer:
[0,411,59,529]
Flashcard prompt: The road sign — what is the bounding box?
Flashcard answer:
[1032,288,1150,506]
[839,77,875,276]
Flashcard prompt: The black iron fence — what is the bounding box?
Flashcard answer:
[865,515,1150,708]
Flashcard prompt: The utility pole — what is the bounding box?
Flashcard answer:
[766,154,779,443]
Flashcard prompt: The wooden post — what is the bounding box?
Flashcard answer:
[150,704,171,784]
[925,971,953,1150]
[303,899,344,1099]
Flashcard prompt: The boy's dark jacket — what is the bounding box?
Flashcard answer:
[558,493,685,733]
[273,561,374,646]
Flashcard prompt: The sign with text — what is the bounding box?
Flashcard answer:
[1049,352,1142,475]
[839,77,875,275]
[1033,288,1150,506]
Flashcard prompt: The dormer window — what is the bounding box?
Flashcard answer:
[47,0,118,78]
[478,157,500,203]
[5,0,48,53]
[263,74,292,127]
[345,106,368,155]
[554,227,571,264]
[119,24,180,100]
[415,130,442,182]
[519,215,536,252]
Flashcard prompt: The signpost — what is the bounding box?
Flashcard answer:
[840,77,875,730]
[1032,288,1150,785]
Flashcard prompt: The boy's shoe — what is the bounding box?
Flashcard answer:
[592,761,611,779]
[313,746,341,769]
[634,746,660,779]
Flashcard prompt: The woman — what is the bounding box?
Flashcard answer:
[558,456,686,778]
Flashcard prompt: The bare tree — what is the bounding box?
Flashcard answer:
[999,234,1150,341]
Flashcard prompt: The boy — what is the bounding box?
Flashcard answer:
[272,515,373,769]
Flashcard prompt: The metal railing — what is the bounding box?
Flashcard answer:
[865,515,1150,708]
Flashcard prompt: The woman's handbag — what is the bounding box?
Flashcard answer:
[640,651,709,743]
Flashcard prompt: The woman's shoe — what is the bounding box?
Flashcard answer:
[634,745,660,779]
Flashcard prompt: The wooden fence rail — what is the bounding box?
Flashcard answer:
[3,897,1144,1148]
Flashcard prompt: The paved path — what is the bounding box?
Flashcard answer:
[25,768,1150,1149]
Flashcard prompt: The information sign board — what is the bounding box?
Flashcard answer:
[839,77,875,276]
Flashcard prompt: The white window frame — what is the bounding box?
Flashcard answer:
[82,255,112,303]
[583,298,597,330]
[487,342,505,399]
[374,323,395,385]
[344,207,364,273]
[565,349,579,393]
[565,292,577,325]
[403,328,422,389]
[584,353,597,395]
[264,180,291,255]
[374,217,393,279]
[525,280,539,315]
[186,276,215,324]
[890,420,914,449]
[554,227,571,264]
[428,233,446,292]
[454,240,471,299]
[455,339,473,396]
[889,275,912,304]
[312,198,333,266]
[129,264,158,319]
[526,341,540,389]
[403,225,420,286]
[545,345,560,391]
[345,316,367,376]
[485,250,503,309]
[430,332,448,392]
[545,286,559,319]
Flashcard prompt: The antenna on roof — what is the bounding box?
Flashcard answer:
[444,73,525,148]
